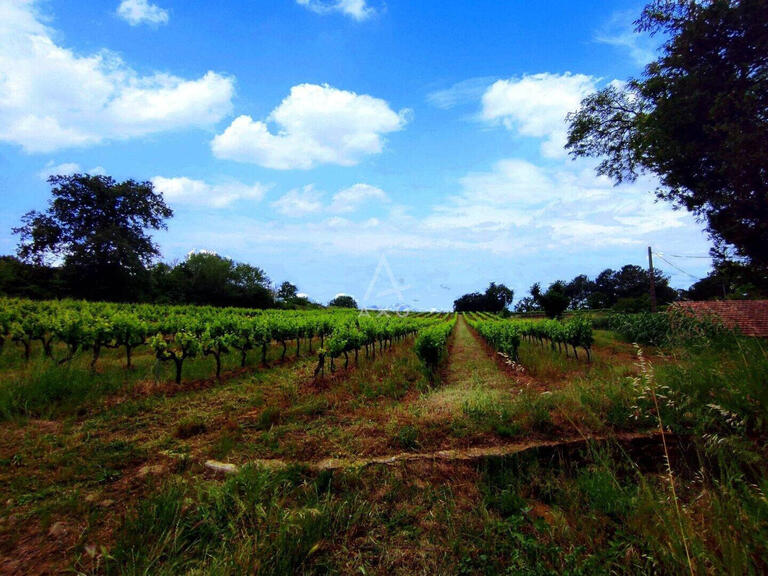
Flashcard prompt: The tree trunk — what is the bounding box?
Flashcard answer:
[42,338,53,359]
[58,345,76,365]
[314,353,325,379]
[126,345,133,370]
[240,348,247,368]
[206,350,222,379]
[281,341,287,362]
[91,344,101,369]
[344,351,349,369]
[296,337,300,357]
[174,358,183,385]
[262,343,268,366]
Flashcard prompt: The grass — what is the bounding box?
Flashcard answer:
[97,464,370,575]
[1,316,767,574]
[82,438,765,575]
[0,336,328,422]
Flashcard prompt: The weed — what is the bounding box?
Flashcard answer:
[175,417,208,439]
[392,424,420,450]
[254,406,281,431]
[105,465,370,575]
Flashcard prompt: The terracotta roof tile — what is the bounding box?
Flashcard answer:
[673,300,768,337]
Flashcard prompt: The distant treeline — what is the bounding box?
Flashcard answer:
[2,174,344,310]
[454,262,768,317]
[0,253,322,310]
[514,265,678,316]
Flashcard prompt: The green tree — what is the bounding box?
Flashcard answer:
[684,260,768,299]
[593,265,677,308]
[537,281,571,319]
[453,282,514,312]
[566,0,768,268]
[277,281,299,301]
[484,282,515,312]
[14,174,172,300]
[329,295,358,309]
[0,256,63,299]
[172,252,273,308]
[565,274,595,310]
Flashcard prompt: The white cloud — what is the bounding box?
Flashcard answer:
[271,185,325,216]
[152,176,269,208]
[296,0,374,21]
[427,77,494,110]
[0,0,234,153]
[329,183,389,213]
[595,11,658,67]
[481,73,599,158]
[423,156,690,250]
[117,0,169,26]
[38,162,80,180]
[211,83,408,169]
[38,162,107,180]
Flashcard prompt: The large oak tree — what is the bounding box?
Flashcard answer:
[566,0,768,268]
[14,174,173,300]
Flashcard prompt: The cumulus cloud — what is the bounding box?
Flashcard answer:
[329,183,389,213]
[152,177,269,208]
[0,0,234,153]
[271,185,325,216]
[424,156,690,249]
[117,0,169,26]
[211,83,408,169]
[296,0,374,21]
[481,73,599,158]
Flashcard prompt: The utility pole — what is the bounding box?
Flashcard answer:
[648,246,657,313]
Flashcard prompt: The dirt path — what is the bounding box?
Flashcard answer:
[413,315,516,421]
[201,430,665,473]
[443,314,509,388]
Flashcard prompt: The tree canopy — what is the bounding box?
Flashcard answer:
[277,281,299,301]
[14,174,173,300]
[566,0,768,268]
[514,265,677,314]
[684,260,768,299]
[537,281,571,318]
[453,282,514,312]
[329,295,358,309]
[152,252,274,308]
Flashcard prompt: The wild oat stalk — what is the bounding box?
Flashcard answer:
[633,344,695,576]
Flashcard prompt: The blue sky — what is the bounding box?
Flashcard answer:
[0,0,714,309]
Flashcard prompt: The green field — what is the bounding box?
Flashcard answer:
[0,299,767,575]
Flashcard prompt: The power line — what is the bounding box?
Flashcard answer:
[663,253,712,259]
[653,252,702,281]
